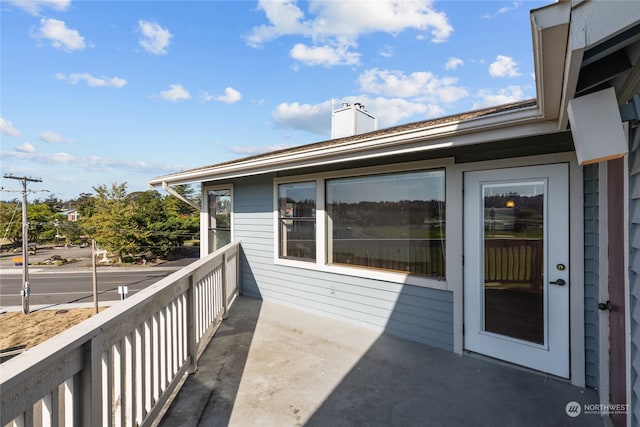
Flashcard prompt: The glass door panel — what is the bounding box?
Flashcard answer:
[482,181,545,344]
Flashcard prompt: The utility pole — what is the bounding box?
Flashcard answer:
[3,174,42,314]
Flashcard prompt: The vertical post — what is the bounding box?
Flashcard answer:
[92,240,99,314]
[3,174,42,314]
[20,187,29,314]
[221,253,228,319]
[186,275,197,374]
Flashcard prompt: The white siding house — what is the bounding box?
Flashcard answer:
[150,1,640,425]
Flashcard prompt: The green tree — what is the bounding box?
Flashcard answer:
[28,203,59,243]
[80,183,148,260]
[0,200,22,245]
[133,189,199,257]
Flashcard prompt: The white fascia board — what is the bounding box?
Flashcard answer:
[530,1,571,121]
[570,0,640,53]
[149,107,556,187]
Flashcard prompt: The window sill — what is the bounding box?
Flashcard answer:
[274,257,448,291]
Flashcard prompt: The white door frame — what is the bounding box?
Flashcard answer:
[463,163,569,377]
[448,153,585,386]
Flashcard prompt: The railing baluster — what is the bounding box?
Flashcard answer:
[222,253,228,319]
[144,319,152,417]
[171,300,178,377]
[187,274,197,374]
[151,313,160,403]
[124,333,134,426]
[63,378,73,426]
[113,341,122,427]
[135,325,144,426]
[42,392,53,427]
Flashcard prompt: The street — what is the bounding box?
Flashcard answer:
[0,269,180,308]
[0,245,198,309]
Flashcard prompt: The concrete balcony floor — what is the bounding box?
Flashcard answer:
[161,296,603,427]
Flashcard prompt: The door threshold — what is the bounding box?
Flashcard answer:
[463,350,572,384]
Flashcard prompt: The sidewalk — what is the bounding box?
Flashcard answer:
[0,301,118,314]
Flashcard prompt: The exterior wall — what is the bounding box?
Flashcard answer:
[233,174,454,351]
[629,123,640,427]
[583,164,600,389]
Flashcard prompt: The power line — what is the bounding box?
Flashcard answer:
[3,174,44,314]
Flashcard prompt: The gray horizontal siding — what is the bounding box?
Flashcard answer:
[583,164,599,389]
[628,125,640,427]
[232,174,454,351]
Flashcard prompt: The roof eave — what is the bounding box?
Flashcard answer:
[149,104,556,188]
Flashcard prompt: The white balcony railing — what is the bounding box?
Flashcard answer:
[1,241,240,427]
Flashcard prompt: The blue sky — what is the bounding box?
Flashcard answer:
[1,0,549,201]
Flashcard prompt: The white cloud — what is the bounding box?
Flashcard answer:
[6,0,70,16]
[489,55,521,77]
[39,130,73,143]
[379,45,394,58]
[55,72,127,88]
[271,95,442,135]
[445,57,463,70]
[272,100,333,135]
[227,143,297,156]
[159,84,190,101]
[474,85,525,109]
[290,43,360,67]
[483,2,521,19]
[200,91,214,102]
[16,142,35,153]
[247,0,453,67]
[356,96,442,127]
[1,118,23,137]
[358,68,468,104]
[138,20,173,55]
[1,148,179,176]
[215,87,242,104]
[33,18,85,52]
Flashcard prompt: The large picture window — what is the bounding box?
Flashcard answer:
[278,181,316,261]
[326,170,445,278]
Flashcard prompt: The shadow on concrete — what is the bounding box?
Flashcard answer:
[304,335,602,426]
[304,283,603,427]
[159,249,262,427]
[159,296,263,427]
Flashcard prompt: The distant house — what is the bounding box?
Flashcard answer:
[61,209,79,222]
[150,2,639,425]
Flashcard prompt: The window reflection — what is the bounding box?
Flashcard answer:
[483,182,545,344]
[326,170,445,278]
[278,182,316,261]
[208,188,231,253]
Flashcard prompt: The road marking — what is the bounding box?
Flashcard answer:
[0,269,43,274]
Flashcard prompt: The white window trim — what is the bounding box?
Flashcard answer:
[273,158,454,291]
[202,183,234,258]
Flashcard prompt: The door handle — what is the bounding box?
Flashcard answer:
[598,301,612,311]
[549,279,566,286]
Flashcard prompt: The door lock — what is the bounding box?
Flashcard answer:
[598,300,612,311]
[549,279,566,286]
